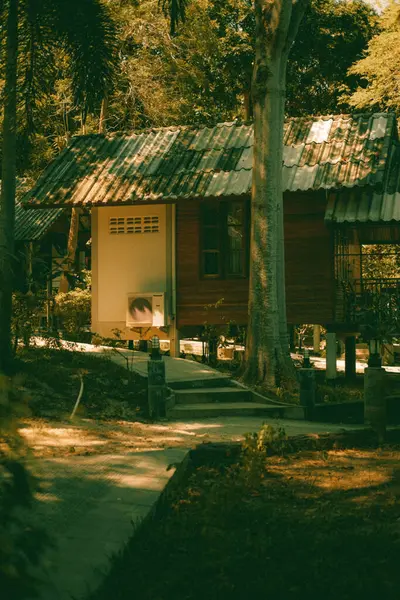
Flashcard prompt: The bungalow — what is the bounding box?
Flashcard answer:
[22,113,400,373]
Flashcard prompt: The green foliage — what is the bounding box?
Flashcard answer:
[346,3,400,112]
[53,269,91,338]
[287,0,379,115]
[12,291,45,349]
[317,383,363,404]
[238,425,289,488]
[0,376,50,599]
[159,0,189,35]
[145,0,378,122]
[54,287,91,337]
[3,0,379,179]
[0,0,117,176]
[362,244,400,280]
[243,424,288,458]
[356,286,400,343]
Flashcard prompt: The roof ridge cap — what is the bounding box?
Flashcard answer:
[69,112,398,142]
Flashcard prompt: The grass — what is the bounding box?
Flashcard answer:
[88,428,400,600]
[14,346,147,420]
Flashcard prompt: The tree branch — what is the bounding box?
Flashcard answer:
[284,0,310,55]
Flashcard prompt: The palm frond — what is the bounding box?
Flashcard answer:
[19,0,58,133]
[159,0,190,36]
[15,0,117,132]
[48,0,118,115]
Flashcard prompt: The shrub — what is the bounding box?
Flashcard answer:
[54,270,92,339]
[54,287,91,336]
[12,292,45,350]
[317,383,363,404]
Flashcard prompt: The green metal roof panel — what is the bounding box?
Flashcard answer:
[23,113,397,208]
[325,141,400,223]
[15,200,64,240]
[0,179,64,240]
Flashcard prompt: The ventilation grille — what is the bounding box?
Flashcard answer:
[109,216,160,235]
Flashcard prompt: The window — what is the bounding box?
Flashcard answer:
[227,202,245,276]
[201,205,221,277]
[201,201,247,278]
[109,215,159,235]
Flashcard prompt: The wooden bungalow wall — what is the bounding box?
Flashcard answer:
[176,192,335,330]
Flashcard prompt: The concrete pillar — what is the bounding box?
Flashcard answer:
[313,325,321,354]
[364,367,386,442]
[169,320,180,358]
[299,367,316,420]
[148,358,167,420]
[345,336,357,380]
[326,332,337,380]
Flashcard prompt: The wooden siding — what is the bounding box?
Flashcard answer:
[176,193,335,328]
[284,192,334,325]
[176,200,249,327]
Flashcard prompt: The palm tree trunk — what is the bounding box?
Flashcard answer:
[58,116,84,294]
[99,94,109,134]
[0,0,19,373]
[58,208,81,293]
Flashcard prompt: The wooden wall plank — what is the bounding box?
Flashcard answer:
[176,193,335,328]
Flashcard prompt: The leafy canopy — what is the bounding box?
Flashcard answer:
[0,0,380,177]
[103,0,378,128]
[346,3,400,112]
[0,0,117,174]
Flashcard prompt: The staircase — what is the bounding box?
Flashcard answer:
[167,377,304,420]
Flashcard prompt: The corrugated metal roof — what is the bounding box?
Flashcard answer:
[23,113,397,208]
[325,142,400,223]
[0,179,65,240]
[15,200,64,241]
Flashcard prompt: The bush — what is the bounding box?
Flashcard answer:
[54,287,91,336]
[316,383,363,404]
[54,270,92,339]
[12,292,46,349]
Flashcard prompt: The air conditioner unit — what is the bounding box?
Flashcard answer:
[126,293,165,327]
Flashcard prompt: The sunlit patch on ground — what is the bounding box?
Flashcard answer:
[19,414,269,459]
[18,418,222,458]
[266,449,395,492]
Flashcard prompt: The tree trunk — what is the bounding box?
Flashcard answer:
[245,62,283,387]
[59,116,84,294]
[0,0,19,374]
[243,90,253,121]
[244,0,309,389]
[99,94,109,134]
[58,208,81,293]
[275,60,291,360]
[26,241,33,292]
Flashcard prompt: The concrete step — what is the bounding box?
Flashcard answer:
[168,402,305,420]
[174,387,252,404]
[168,377,234,390]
